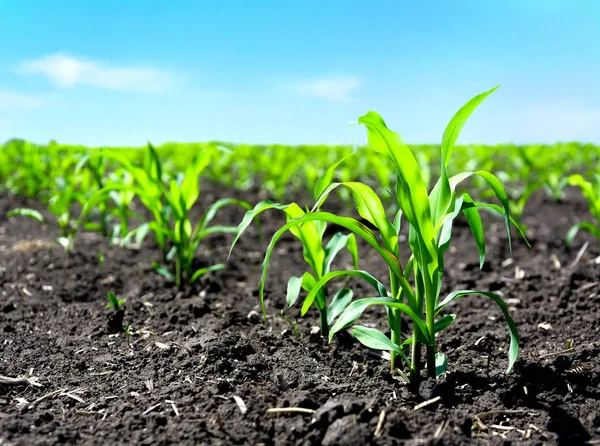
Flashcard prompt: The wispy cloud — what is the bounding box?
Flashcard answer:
[293,76,361,102]
[0,89,44,109]
[19,53,170,93]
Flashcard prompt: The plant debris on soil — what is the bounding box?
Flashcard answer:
[0,185,599,446]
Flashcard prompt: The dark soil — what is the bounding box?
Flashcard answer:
[0,185,599,445]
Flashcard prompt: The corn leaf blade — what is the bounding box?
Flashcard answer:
[437,290,519,373]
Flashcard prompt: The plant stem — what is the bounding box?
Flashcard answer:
[319,307,329,339]
[389,273,402,371]
[175,255,182,288]
[426,345,436,379]
[424,276,437,379]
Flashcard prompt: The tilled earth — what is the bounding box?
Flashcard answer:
[0,185,599,445]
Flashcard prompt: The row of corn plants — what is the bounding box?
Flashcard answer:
[2,88,600,391]
[231,86,533,388]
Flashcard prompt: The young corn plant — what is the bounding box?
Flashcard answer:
[106,291,126,334]
[98,167,145,247]
[252,86,527,387]
[84,145,251,287]
[565,173,600,245]
[7,155,89,253]
[542,172,568,202]
[230,158,359,338]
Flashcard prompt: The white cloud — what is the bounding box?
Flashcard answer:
[0,89,43,109]
[20,53,169,93]
[294,76,361,102]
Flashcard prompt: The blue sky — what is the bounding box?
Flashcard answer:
[0,0,598,146]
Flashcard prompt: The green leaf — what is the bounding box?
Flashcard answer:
[392,208,402,234]
[434,314,456,333]
[197,225,239,238]
[358,111,436,270]
[437,290,519,373]
[106,292,119,309]
[424,352,448,378]
[56,236,72,251]
[7,208,45,223]
[462,201,530,248]
[461,193,486,269]
[314,181,398,252]
[329,297,430,344]
[199,198,252,234]
[229,200,291,258]
[314,154,352,200]
[189,264,226,283]
[286,276,304,307]
[437,195,466,264]
[134,223,151,244]
[301,269,389,316]
[260,212,414,320]
[352,326,402,353]
[144,143,163,183]
[323,232,358,273]
[152,262,175,281]
[450,170,513,252]
[441,86,499,168]
[180,151,211,210]
[566,221,600,245]
[106,291,126,310]
[229,201,324,278]
[327,288,353,325]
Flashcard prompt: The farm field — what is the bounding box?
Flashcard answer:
[1,104,600,445]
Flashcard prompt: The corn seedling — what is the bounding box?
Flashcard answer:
[542,172,568,202]
[565,173,600,244]
[106,291,126,310]
[230,157,359,338]
[84,144,251,287]
[106,291,126,335]
[7,156,89,253]
[251,87,527,387]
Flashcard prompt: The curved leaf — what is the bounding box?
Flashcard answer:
[441,86,499,167]
[301,269,389,316]
[437,290,519,373]
[461,201,530,247]
[228,200,293,259]
[327,288,353,325]
[313,181,397,251]
[434,314,456,333]
[189,264,226,283]
[461,193,486,268]
[449,170,512,251]
[259,212,413,317]
[329,297,430,344]
[323,232,359,273]
[566,221,600,245]
[352,325,401,353]
[358,112,436,264]
[286,276,303,307]
[199,198,252,233]
[314,154,352,200]
[7,208,45,223]
[229,201,324,277]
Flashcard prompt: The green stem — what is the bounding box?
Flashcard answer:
[424,274,437,379]
[175,255,182,288]
[319,307,329,339]
[390,309,402,371]
[389,273,401,371]
[426,345,436,379]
